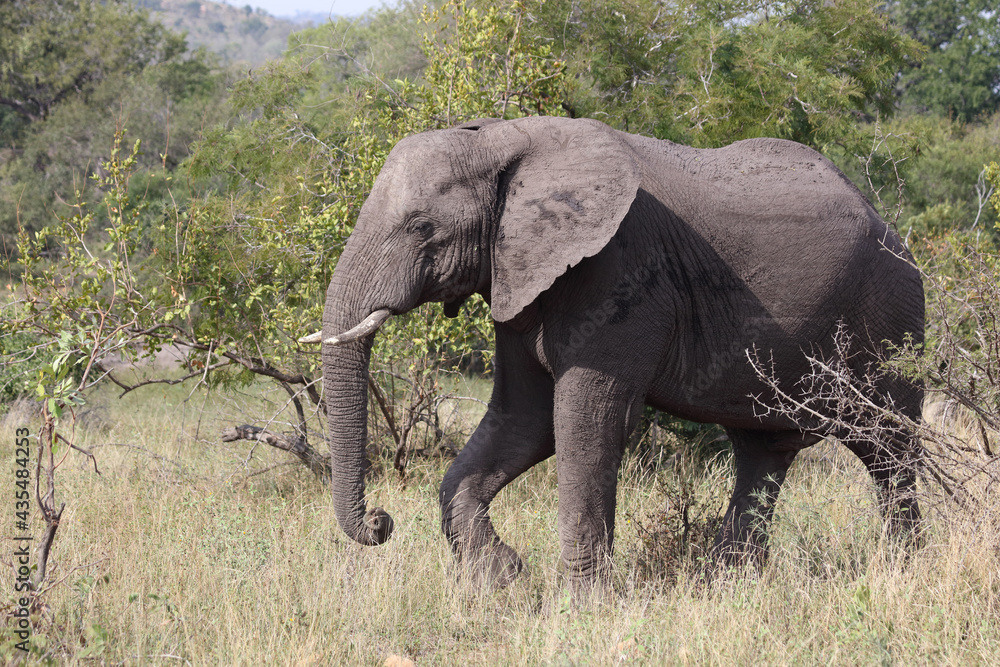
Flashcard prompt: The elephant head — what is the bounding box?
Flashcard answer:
[307,117,642,546]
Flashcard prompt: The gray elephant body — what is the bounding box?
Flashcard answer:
[318,117,923,587]
[532,134,919,425]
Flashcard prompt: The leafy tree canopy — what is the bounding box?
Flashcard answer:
[891,0,1000,121]
[890,114,1000,238]
[523,0,923,150]
[0,0,227,246]
[0,0,185,130]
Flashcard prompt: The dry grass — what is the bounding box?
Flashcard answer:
[1,383,999,665]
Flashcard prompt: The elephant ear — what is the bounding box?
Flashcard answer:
[481,117,641,322]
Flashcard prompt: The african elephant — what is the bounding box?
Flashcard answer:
[301,116,923,589]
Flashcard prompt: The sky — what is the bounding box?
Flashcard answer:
[226,0,394,19]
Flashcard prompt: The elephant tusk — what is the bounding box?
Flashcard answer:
[325,308,392,345]
[298,330,325,344]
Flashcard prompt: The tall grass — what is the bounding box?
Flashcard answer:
[2,384,998,664]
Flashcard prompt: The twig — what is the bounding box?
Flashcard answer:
[368,377,400,445]
[32,556,110,598]
[54,432,100,475]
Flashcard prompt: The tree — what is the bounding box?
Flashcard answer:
[0,0,226,256]
[285,0,429,88]
[666,0,923,149]
[520,0,922,150]
[891,0,1000,121]
[519,0,680,134]
[0,0,185,128]
[889,113,1000,239]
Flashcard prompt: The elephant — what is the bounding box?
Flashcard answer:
[301,116,924,589]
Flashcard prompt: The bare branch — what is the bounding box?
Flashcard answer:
[221,424,330,479]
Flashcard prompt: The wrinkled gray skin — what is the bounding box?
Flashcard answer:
[321,116,923,588]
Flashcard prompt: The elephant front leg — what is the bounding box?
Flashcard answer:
[440,408,554,588]
[439,330,555,589]
[553,368,641,592]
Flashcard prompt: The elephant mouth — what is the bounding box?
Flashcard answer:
[298,308,393,346]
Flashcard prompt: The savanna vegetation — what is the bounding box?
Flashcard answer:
[1,0,998,663]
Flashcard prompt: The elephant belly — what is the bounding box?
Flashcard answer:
[644,317,829,431]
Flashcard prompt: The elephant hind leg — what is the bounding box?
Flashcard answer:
[712,428,804,572]
[843,433,921,540]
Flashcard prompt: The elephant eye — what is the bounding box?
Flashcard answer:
[408,217,433,237]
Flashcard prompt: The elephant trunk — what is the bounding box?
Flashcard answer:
[322,239,397,545]
[322,335,394,545]
[319,213,424,546]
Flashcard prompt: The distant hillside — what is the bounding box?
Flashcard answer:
[135,0,307,65]
[283,11,340,25]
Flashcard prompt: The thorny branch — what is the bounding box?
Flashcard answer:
[748,320,998,512]
[860,117,909,228]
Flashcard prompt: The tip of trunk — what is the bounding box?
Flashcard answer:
[345,506,394,546]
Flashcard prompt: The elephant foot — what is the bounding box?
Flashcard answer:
[564,572,615,606]
[459,541,524,590]
[559,547,615,604]
[705,532,771,584]
[884,497,922,543]
[880,500,923,565]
